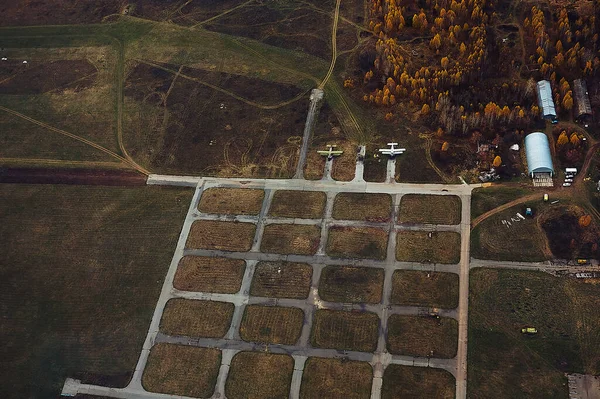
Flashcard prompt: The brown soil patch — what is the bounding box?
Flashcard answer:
[386,315,458,358]
[319,266,384,304]
[311,309,379,352]
[261,224,320,255]
[186,220,255,251]
[124,63,308,177]
[332,193,392,222]
[203,5,332,59]
[396,231,461,264]
[269,190,327,219]
[160,299,233,338]
[225,352,294,399]
[300,358,373,399]
[142,343,221,397]
[398,194,462,225]
[240,305,304,345]
[173,256,245,294]
[391,271,459,309]
[250,261,313,299]
[0,167,146,186]
[0,2,120,26]
[327,226,388,260]
[0,60,96,95]
[198,188,264,215]
[382,365,455,399]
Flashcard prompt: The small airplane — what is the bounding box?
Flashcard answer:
[378,142,406,157]
[317,144,343,160]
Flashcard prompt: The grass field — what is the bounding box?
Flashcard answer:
[142,343,221,398]
[250,261,313,299]
[469,269,600,398]
[173,256,246,294]
[327,226,388,260]
[381,365,455,399]
[269,190,327,219]
[0,46,122,164]
[398,194,462,225]
[319,266,384,304]
[0,184,191,399]
[198,188,264,215]
[225,352,294,399]
[311,310,379,352]
[390,271,459,309]
[260,224,320,255]
[386,315,458,358]
[0,17,331,176]
[471,186,531,220]
[396,231,461,264]
[239,305,304,345]
[332,193,392,222]
[300,358,373,399]
[160,299,234,339]
[470,205,548,262]
[186,220,256,251]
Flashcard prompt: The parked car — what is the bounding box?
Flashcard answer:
[563,182,572,187]
[565,179,573,183]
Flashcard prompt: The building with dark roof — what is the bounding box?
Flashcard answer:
[573,79,592,121]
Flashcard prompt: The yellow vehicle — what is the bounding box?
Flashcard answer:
[544,193,549,202]
[521,327,538,335]
[577,259,589,265]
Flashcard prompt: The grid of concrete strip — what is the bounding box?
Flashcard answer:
[63,179,469,399]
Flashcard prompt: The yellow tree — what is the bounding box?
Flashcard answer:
[570,133,580,146]
[421,103,431,115]
[430,34,442,51]
[441,57,450,69]
[557,131,569,146]
[441,141,450,151]
[492,156,502,167]
[562,91,574,110]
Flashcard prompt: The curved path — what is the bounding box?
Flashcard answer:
[0,105,149,175]
[318,0,342,90]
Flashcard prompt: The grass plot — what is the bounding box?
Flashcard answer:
[186,220,256,251]
[160,299,234,339]
[142,344,221,398]
[396,231,461,264]
[239,305,304,345]
[300,358,373,399]
[226,352,294,399]
[174,256,245,294]
[311,309,379,352]
[198,188,264,215]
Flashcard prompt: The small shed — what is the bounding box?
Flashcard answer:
[525,132,554,177]
[536,80,556,120]
[573,79,592,121]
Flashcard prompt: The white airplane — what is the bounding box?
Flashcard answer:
[378,142,405,157]
[317,144,343,160]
